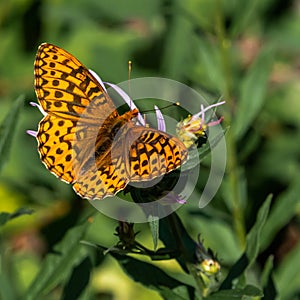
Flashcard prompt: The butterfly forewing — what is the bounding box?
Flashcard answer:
[34,43,118,122]
[34,43,117,185]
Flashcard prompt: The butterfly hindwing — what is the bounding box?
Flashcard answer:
[73,146,129,200]
[123,125,188,181]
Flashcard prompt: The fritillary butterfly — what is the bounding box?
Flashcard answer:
[34,43,188,200]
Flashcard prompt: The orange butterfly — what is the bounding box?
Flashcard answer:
[33,43,188,200]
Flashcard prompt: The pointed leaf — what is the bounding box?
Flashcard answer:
[25,222,90,299]
[275,241,300,300]
[261,256,277,300]
[61,256,93,300]
[221,195,271,289]
[0,262,18,300]
[160,286,194,300]
[159,213,196,273]
[0,207,34,227]
[192,38,225,91]
[261,179,300,250]
[207,285,263,300]
[233,48,273,139]
[162,11,193,80]
[109,250,194,298]
[245,194,272,265]
[230,1,262,37]
[148,215,159,250]
[0,95,24,172]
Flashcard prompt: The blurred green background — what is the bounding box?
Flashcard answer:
[1,0,300,299]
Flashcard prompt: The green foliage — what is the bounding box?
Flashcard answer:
[148,215,160,250]
[0,207,34,227]
[207,285,263,300]
[109,250,194,299]
[233,48,274,139]
[0,0,300,299]
[24,221,93,300]
[221,195,271,289]
[261,180,300,250]
[0,96,24,172]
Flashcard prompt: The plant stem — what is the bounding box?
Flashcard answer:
[214,0,246,247]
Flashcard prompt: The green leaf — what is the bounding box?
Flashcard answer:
[220,253,249,290]
[261,255,274,287]
[159,213,196,273]
[245,194,272,265]
[206,284,263,300]
[159,286,194,300]
[0,263,18,300]
[233,48,274,139]
[261,179,300,250]
[261,256,277,300]
[61,256,93,300]
[221,195,272,289]
[0,95,24,172]
[109,250,194,298]
[192,37,225,92]
[230,0,262,37]
[161,2,193,80]
[24,222,90,300]
[148,215,159,250]
[0,207,34,226]
[275,241,300,300]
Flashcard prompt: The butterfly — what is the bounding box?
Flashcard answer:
[34,43,188,200]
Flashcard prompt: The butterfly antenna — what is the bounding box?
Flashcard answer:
[141,102,181,114]
[128,60,132,109]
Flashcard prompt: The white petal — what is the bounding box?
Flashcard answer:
[191,101,225,121]
[26,130,37,137]
[154,105,166,132]
[104,82,145,126]
[30,102,47,117]
[89,69,107,91]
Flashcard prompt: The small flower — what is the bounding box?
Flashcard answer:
[194,234,221,277]
[193,235,221,295]
[176,101,225,148]
[114,221,138,250]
